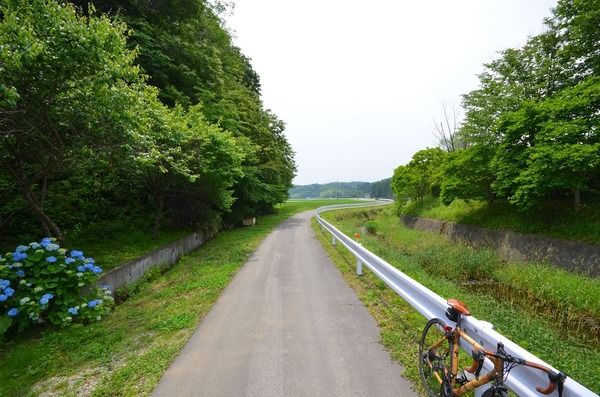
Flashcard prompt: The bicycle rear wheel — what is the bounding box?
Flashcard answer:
[419,318,451,397]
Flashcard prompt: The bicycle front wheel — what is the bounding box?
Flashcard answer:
[481,388,510,397]
[419,318,451,397]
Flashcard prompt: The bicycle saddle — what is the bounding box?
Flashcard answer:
[447,298,471,315]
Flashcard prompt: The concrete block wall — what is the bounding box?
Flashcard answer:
[98,232,207,291]
[401,216,599,277]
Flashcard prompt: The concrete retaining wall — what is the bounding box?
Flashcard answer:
[99,232,208,291]
[400,216,599,277]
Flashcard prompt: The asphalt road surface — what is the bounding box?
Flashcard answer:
[150,210,418,397]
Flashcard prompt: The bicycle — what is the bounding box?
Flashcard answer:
[418,298,567,397]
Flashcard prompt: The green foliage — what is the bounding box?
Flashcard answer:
[440,145,497,206]
[370,178,393,199]
[399,0,600,214]
[365,221,378,235]
[320,206,600,393]
[395,195,600,245]
[0,200,324,396]
[0,0,148,241]
[0,0,296,245]
[392,148,446,207]
[0,238,114,339]
[289,181,383,199]
[458,0,600,212]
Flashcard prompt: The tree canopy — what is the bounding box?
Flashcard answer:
[0,0,296,246]
[393,0,600,213]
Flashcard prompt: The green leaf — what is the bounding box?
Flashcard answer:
[0,316,12,335]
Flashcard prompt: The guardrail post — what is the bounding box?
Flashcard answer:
[357,259,363,276]
[332,235,336,246]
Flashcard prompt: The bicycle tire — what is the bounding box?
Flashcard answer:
[419,318,452,397]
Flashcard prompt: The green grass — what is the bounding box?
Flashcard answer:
[318,206,600,394]
[3,198,596,395]
[72,230,192,271]
[400,196,600,245]
[0,199,365,397]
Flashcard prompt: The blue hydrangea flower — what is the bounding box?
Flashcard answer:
[88,300,98,308]
[39,293,54,305]
[70,250,84,259]
[46,256,57,263]
[65,257,76,265]
[7,308,18,317]
[4,287,14,297]
[12,252,27,261]
[92,266,102,274]
[0,279,9,288]
[40,237,53,248]
[29,242,41,249]
[68,307,79,315]
[16,245,28,253]
[87,258,95,265]
[77,265,85,272]
[0,294,7,302]
[16,269,25,277]
[46,243,60,252]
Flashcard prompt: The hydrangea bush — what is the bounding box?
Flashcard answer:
[0,238,114,337]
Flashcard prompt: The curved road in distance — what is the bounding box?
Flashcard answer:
[150,210,418,397]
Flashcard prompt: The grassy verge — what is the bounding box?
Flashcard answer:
[72,230,192,271]
[400,197,600,245]
[0,199,363,397]
[317,205,600,394]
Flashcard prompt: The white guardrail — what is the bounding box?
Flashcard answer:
[315,202,597,397]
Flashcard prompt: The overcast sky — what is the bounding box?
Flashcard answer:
[225,0,557,186]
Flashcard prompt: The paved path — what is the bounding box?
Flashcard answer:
[150,211,418,397]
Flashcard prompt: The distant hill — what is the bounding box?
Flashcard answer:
[289,179,393,199]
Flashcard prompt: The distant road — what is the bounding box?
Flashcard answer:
[150,211,418,397]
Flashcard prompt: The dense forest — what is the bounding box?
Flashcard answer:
[392,0,600,215]
[0,0,296,248]
[289,178,393,200]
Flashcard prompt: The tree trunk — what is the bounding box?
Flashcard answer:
[152,194,164,240]
[573,188,581,211]
[21,188,65,243]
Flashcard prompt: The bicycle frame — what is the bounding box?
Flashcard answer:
[421,299,566,397]
[432,324,501,396]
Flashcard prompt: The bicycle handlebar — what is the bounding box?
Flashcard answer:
[464,349,486,379]
[534,369,566,396]
[465,343,567,397]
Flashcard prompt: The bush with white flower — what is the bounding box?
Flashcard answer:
[0,238,114,338]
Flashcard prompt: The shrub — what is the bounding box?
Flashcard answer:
[0,238,114,338]
[365,221,378,235]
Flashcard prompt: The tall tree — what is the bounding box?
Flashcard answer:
[0,0,148,242]
[391,148,446,206]
[440,145,497,207]
[68,0,296,221]
[432,102,468,152]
